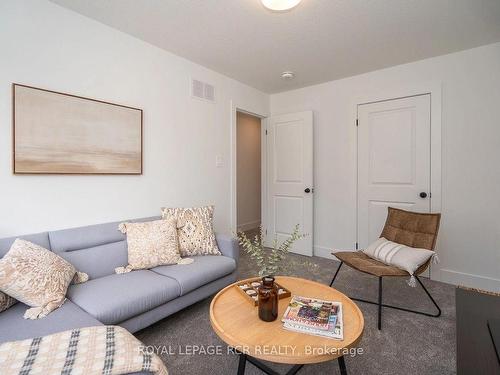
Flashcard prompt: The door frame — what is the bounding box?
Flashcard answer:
[352,82,442,277]
[230,101,268,235]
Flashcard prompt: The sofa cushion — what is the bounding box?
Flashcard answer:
[0,300,102,343]
[49,221,125,253]
[58,241,129,280]
[48,216,161,278]
[67,270,180,324]
[151,255,236,295]
[48,216,161,253]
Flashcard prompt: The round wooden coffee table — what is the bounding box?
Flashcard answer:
[210,276,364,375]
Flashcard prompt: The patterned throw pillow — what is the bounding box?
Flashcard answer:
[161,206,221,256]
[0,239,83,319]
[0,291,16,312]
[116,218,188,274]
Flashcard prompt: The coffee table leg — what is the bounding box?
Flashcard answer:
[338,356,347,375]
[285,364,304,375]
[237,352,247,375]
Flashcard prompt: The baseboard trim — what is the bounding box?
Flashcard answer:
[237,220,260,232]
[439,268,500,292]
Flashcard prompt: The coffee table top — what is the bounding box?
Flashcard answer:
[210,276,364,364]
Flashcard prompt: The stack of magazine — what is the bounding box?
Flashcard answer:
[282,296,343,340]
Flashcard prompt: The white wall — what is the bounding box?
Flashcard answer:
[0,0,269,237]
[236,112,261,231]
[271,43,500,291]
[1,0,498,291]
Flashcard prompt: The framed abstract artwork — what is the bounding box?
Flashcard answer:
[12,84,143,174]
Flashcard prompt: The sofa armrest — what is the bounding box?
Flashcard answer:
[216,233,239,263]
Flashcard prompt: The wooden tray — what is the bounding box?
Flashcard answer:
[235,277,291,306]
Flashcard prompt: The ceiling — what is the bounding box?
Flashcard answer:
[50,0,500,93]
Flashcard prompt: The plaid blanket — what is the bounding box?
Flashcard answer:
[0,326,168,375]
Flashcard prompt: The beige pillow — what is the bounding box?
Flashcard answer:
[0,291,16,312]
[161,206,221,256]
[363,237,438,286]
[0,239,85,319]
[116,218,189,274]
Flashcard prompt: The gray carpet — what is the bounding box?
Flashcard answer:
[136,249,456,375]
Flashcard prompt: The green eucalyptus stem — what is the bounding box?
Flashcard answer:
[237,224,308,277]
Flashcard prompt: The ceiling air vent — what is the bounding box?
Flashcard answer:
[191,78,215,102]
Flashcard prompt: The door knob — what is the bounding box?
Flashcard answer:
[304,188,311,193]
[419,192,428,198]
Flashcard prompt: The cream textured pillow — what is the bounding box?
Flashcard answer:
[161,206,221,256]
[0,239,85,319]
[363,237,438,286]
[0,291,16,312]
[116,218,190,274]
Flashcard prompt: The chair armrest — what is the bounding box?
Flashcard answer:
[216,233,239,263]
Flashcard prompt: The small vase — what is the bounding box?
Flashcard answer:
[258,276,278,322]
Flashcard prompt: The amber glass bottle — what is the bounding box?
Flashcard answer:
[258,276,278,322]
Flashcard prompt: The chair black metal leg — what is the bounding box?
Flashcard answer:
[378,277,382,330]
[328,261,441,329]
[237,353,247,375]
[338,356,347,375]
[415,275,441,317]
[329,261,344,287]
[345,274,441,329]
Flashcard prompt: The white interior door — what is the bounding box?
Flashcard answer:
[358,94,431,249]
[266,111,313,256]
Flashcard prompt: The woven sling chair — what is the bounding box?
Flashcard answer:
[329,207,442,330]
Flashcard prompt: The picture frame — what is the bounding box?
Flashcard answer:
[12,83,143,175]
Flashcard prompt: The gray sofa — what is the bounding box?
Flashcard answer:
[0,216,239,347]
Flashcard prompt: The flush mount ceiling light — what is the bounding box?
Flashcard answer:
[261,0,302,11]
[281,71,295,80]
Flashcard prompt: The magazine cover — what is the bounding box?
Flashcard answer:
[283,296,339,331]
[283,301,344,340]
